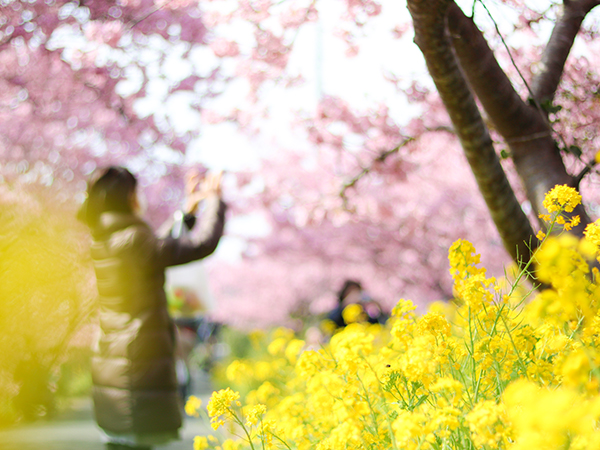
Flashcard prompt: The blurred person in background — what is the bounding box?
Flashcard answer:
[78,166,226,450]
[326,279,388,331]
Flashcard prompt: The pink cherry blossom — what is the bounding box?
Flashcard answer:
[210,38,240,58]
[84,21,124,47]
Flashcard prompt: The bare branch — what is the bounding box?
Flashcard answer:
[504,131,552,144]
[573,158,599,189]
[339,137,415,200]
[446,4,543,140]
[339,127,455,202]
[531,0,600,107]
[127,0,178,30]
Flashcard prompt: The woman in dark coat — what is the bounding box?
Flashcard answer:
[79,166,226,450]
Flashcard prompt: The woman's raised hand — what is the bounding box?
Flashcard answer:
[185,170,223,213]
[200,171,223,197]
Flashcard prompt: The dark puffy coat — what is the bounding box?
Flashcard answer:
[90,196,226,435]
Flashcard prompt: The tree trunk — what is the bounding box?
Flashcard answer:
[407,0,536,266]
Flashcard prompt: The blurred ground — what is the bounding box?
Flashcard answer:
[0,369,214,450]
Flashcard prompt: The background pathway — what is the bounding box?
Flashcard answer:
[0,371,214,450]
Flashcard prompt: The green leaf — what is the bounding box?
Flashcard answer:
[538,99,563,114]
[568,145,582,158]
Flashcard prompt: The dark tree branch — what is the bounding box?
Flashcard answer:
[531,0,600,107]
[340,137,415,201]
[127,0,177,30]
[339,128,454,205]
[573,158,599,189]
[446,4,544,141]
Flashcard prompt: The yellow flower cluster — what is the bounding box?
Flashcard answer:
[542,184,582,213]
[538,184,582,236]
[185,395,202,418]
[206,388,241,430]
[187,188,600,450]
[584,219,600,262]
[342,303,366,324]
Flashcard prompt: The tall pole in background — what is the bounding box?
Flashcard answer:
[315,5,324,101]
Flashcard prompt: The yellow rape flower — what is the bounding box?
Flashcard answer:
[392,298,416,318]
[330,324,374,369]
[391,410,427,450]
[342,303,365,324]
[225,359,253,384]
[185,395,202,417]
[321,420,363,449]
[244,403,266,426]
[579,237,597,261]
[285,338,305,364]
[448,239,486,281]
[207,388,240,430]
[455,273,495,312]
[259,419,276,445]
[191,233,600,450]
[267,337,287,356]
[530,234,598,325]
[585,219,600,246]
[248,329,266,350]
[564,214,581,231]
[295,349,320,378]
[542,184,582,213]
[249,381,280,405]
[428,405,461,437]
[560,348,591,387]
[221,439,242,450]
[502,380,596,449]
[416,312,451,338]
[254,360,275,381]
[427,299,456,318]
[584,220,600,262]
[431,377,463,405]
[535,234,590,285]
[466,400,509,448]
[398,334,440,387]
[272,326,295,340]
[319,319,337,336]
[193,436,209,450]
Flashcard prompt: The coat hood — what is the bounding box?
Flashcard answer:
[93,211,144,239]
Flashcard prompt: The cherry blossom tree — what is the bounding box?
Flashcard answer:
[3,0,600,331]
[1,0,212,219]
[200,0,600,326]
[406,0,600,265]
[208,129,509,328]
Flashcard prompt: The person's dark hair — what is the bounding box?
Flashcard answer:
[337,279,362,304]
[78,166,137,229]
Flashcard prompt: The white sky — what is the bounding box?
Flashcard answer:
[150,0,424,168]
